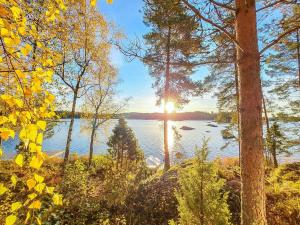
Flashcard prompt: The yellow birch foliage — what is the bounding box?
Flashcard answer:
[0,0,110,223]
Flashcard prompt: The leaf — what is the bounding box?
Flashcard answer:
[28,193,37,200]
[15,154,23,167]
[28,200,41,209]
[11,202,22,212]
[0,148,2,157]
[46,186,54,194]
[5,215,17,225]
[34,173,44,183]
[11,175,17,186]
[25,212,31,224]
[52,194,63,205]
[0,27,9,36]
[107,0,113,4]
[34,183,45,194]
[91,0,96,7]
[37,121,46,131]
[15,70,26,79]
[0,183,8,195]
[36,133,43,145]
[29,156,43,169]
[0,128,15,141]
[0,116,8,125]
[36,217,42,225]
[26,179,37,190]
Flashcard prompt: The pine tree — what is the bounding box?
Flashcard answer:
[143,0,204,170]
[174,140,231,225]
[107,118,143,170]
[266,122,289,168]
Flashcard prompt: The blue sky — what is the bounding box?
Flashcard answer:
[97,0,217,113]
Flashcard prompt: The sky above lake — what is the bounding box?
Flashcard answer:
[97,0,217,113]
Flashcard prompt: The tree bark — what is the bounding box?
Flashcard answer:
[297,29,300,88]
[234,60,241,166]
[235,0,266,224]
[64,91,78,165]
[88,116,97,167]
[164,26,171,171]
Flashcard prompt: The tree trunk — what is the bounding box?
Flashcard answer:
[164,26,171,171]
[262,94,272,164]
[235,0,266,224]
[271,145,278,168]
[64,91,78,165]
[297,29,300,88]
[88,116,97,167]
[234,60,241,166]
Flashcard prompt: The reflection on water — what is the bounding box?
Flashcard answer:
[2,119,299,166]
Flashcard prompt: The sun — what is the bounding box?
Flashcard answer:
[165,101,175,113]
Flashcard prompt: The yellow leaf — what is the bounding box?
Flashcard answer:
[10,6,21,19]
[15,69,26,79]
[18,26,25,35]
[28,124,37,142]
[25,212,31,224]
[0,28,9,36]
[20,43,32,56]
[0,128,15,141]
[91,0,96,7]
[52,193,63,205]
[34,183,45,193]
[36,133,43,145]
[34,173,44,183]
[46,186,54,194]
[11,202,22,212]
[0,183,8,195]
[0,148,2,157]
[3,37,13,46]
[29,200,41,209]
[11,175,17,186]
[26,179,36,190]
[36,217,42,225]
[107,0,113,4]
[8,114,17,126]
[0,116,8,125]
[28,193,37,200]
[37,121,46,131]
[5,214,17,225]
[29,143,37,152]
[14,99,23,108]
[15,154,23,167]
[29,156,43,169]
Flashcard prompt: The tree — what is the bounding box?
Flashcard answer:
[179,1,299,223]
[266,122,289,168]
[55,1,110,164]
[82,64,127,167]
[107,118,143,170]
[143,0,204,171]
[173,140,231,225]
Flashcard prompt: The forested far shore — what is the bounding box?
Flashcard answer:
[56,110,300,122]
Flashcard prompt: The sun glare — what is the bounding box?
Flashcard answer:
[165,101,175,113]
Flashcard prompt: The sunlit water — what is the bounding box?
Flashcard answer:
[2,119,300,166]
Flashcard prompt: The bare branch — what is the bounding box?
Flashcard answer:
[256,0,295,12]
[181,0,243,51]
[208,0,236,11]
[260,26,300,55]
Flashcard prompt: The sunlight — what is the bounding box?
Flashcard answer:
[165,101,175,113]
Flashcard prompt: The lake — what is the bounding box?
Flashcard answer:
[2,119,299,166]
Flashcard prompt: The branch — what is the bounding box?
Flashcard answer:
[260,26,300,55]
[181,0,243,51]
[208,0,236,11]
[256,0,295,12]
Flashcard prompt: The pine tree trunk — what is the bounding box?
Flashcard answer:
[164,26,171,171]
[64,91,78,165]
[89,116,97,167]
[235,0,266,224]
[234,60,241,166]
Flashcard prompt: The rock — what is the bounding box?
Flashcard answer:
[180,126,195,130]
[207,124,218,127]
